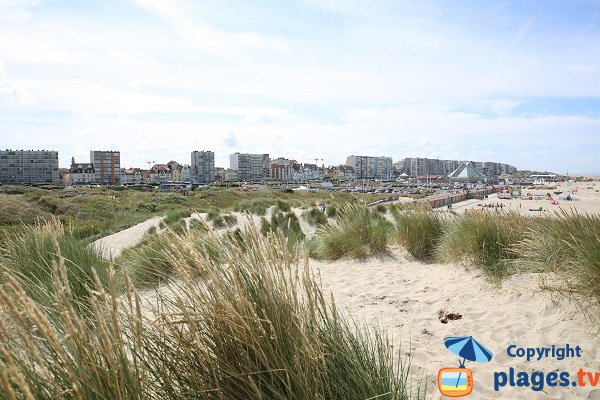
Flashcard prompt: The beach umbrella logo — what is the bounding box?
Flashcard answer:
[438,336,493,397]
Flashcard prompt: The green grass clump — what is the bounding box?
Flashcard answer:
[312,204,393,260]
[0,225,422,400]
[261,210,305,249]
[276,199,291,212]
[163,209,190,225]
[436,211,529,279]
[117,233,177,287]
[0,218,109,314]
[325,205,337,217]
[304,207,327,226]
[512,210,600,302]
[235,199,271,216]
[392,206,443,260]
[376,203,387,213]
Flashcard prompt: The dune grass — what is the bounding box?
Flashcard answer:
[0,223,423,400]
[325,205,337,217]
[436,211,530,279]
[392,206,443,261]
[260,210,305,249]
[312,204,394,260]
[512,210,600,303]
[0,218,109,314]
[304,207,327,226]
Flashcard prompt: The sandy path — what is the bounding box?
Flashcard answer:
[92,216,163,260]
[312,248,600,399]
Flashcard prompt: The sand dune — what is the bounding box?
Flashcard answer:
[313,248,600,399]
[92,216,163,259]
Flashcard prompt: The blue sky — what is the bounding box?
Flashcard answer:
[1,0,599,173]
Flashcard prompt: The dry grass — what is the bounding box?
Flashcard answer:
[0,222,423,399]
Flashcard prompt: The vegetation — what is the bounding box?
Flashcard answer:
[312,204,393,260]
[512,210,600,303]
[304,207,327,226]
[0,218,109,314]
[0,186,392,242]
[261,210,305,249]
[376,203,388,213]
[0,224,422,400]
[325,205,337,217]
[436,211,530,279]
[392,206,443,260]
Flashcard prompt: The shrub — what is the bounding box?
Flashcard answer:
[392,207,443,260]
[436,211,529,279]
[312,204,393,260]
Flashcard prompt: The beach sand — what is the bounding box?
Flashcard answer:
[313,248,600,399]
[451,182,600,215]
[95,196,600,399]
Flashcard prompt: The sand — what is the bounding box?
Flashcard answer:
[93,196,600,399]
[451,182,600,215]
[313,248,600,399]
[92,216,163,259]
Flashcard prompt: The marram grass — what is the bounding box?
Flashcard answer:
[311,203,393,260]
[436,210,531,279]
[0,223,423,400]
[392,206,443,261]
[512,209,600,304]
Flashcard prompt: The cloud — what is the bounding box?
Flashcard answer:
[566,64,598,79]
[509,16,535,48]
[131,0,289,54]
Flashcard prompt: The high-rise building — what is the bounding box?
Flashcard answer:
[345,155,392,180]
[0,149,59,185]
[230,152,270,181]
[90,150,121,185]
[190,151,215,183]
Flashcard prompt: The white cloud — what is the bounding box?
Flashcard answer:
[131,0,290,54]
[566,64,598,79]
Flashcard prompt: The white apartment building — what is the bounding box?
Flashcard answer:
[345,155,392,180]
[230,152,270,181]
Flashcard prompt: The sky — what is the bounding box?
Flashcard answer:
[1,0,600,173]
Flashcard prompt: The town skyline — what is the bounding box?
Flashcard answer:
[2,0,600,173]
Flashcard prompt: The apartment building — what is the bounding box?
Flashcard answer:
[0,149,59,185]
[230,152,270,181]
[345,155,392,180]
[191,151,215,183]
[90,150,121,185]
[270,157,294,181]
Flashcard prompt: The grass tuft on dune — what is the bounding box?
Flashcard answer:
[312,203,393,260]
[0,222,423,400]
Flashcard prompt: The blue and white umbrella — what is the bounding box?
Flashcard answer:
[444,336,493,388]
